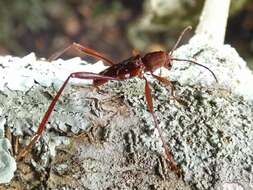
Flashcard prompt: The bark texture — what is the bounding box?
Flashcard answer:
[0,76,252,189]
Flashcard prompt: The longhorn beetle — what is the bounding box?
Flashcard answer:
[16,26,217,174]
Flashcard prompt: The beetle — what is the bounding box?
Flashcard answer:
[16,26,217,174]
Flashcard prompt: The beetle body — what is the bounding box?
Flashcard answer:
[17,26,217,177]
[94,51,169,86]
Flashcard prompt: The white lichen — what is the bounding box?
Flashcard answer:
[0,53,107,91]
[106,77,253,189]
[0,117,16,184]
[166,35,253,101]
[0,54,104,184]
[0,45,252,189]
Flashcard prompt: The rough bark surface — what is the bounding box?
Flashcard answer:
[0,83,189,190]
[0,77,253,189]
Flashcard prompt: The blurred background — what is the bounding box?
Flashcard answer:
[0,0,252,69]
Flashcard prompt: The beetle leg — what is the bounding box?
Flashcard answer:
[49,43,115,66]
[151,74,187,106]
[142,76,180,174]
[16,72,120,161]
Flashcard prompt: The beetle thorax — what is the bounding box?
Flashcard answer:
[142,51,171,72]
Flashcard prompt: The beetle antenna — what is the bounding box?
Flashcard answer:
[171,58,218,82]
[169,26,192,55]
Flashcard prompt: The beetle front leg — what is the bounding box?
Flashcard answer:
[142,76,181,175]
[151,74,188,106]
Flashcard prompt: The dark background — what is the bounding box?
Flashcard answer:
[0,0,252,68]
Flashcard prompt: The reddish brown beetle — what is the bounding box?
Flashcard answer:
[16,26,217,173]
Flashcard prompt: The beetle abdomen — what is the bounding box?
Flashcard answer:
[93,55,143,86]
